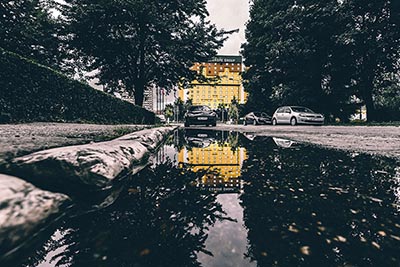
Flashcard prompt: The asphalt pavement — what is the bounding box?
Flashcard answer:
[185,123,400,159]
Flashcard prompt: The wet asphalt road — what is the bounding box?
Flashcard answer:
[184,123,400,159]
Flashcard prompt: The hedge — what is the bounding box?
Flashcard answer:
[0,48,155,124]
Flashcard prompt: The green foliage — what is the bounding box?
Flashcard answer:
[228,97,239,122]
[242,0,400,122]
[61,0,229,106]
[173,98,193,121]
[0,0,61,69]
[374,81,400,121]
[164,104,174,120]
[0,48,154,124]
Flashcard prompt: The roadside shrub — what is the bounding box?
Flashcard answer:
[0,48,155,124]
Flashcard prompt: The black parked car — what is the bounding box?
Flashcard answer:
[184,105,217,127]
[243,112,272,125]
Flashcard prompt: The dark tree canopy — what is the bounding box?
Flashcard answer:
[242,0,400,121]
[61,0,228,106]
[0,0,60,68]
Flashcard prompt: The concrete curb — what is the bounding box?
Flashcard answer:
[0,174,71,258]
[7,127,176,199]
[0,126,177,260]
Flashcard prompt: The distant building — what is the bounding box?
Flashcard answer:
[178,55,247,109]
[143,86,154,111]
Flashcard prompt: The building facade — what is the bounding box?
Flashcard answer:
[178,139,247,193]
[178,55,246,110]
[142,85,155,112]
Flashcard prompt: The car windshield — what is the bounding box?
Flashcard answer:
[253,112,269,117]
[291,107,314,113]
[189,106,211,112]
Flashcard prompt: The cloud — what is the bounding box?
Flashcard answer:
[206,0,250,55]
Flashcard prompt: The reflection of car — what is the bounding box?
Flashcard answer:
[184,130,218,148]
[243,112,272,125]
[243,133,256,141]
[184,105,217,127]
[272,106,324,126]
[272,137,297,148]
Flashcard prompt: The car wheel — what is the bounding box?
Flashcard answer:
[253,119,257,125]
[272,119,277,126]
[290,117,297,126]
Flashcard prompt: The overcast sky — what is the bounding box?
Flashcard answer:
[206,0,250,56]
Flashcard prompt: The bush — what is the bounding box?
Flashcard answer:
[0,48,155,124]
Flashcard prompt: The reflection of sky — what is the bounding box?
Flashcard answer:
[197,194,256,267]
[35,229,72,267]
[152,144,179,166]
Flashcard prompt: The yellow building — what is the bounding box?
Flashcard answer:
[178,55,246,109]
[178,141,247,192]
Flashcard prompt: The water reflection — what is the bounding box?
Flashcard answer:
[178,129,247,193]
[240,136,400,266]
[22,161,228,267]
[5,130,400,267]
[391,167,400,211]
[272,137,298,149]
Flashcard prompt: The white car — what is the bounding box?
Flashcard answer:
[272,106,324,126]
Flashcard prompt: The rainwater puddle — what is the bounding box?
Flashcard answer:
[14,129,400,266]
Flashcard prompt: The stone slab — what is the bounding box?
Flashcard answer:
[0,174,70,257]
[8,127,176,197]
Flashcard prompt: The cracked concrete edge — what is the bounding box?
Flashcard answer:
[0,174,71,259]
[5,126,178,197]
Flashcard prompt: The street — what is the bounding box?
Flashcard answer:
[184,123,400,159]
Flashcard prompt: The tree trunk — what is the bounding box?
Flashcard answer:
[134,81,145,107]
[363,83,377,122]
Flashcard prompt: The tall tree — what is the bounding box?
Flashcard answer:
[339,0,400,121]
[242,0,400,121]
[61,0,228,106]
[243,0,330,115]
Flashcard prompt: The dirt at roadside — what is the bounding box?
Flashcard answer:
[0,123,150,163]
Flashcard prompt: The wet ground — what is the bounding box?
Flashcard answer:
[5,129,400,267]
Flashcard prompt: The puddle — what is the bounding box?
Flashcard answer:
[7,129,400,267]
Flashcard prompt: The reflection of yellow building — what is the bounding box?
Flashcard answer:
[178,142,247,192]
[178,55,247,109]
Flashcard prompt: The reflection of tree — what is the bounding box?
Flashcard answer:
[23,161,229,267]
[239,137,400,266]
[227,131,240,152]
